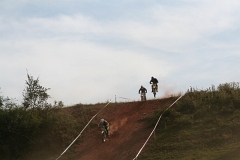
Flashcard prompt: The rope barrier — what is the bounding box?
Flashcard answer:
[55,101,111,160]
[132,94,184,160]
[118,97,134,100]
[114,95,135,102]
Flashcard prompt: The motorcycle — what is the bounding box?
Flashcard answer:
[152,84,158,98]
[100,126,109,142]
[140,92,146,101]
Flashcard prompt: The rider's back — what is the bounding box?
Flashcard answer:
[151,78,158,84]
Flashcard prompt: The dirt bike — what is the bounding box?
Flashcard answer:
[140,92,146,101]
[100,126,108,142]
[152,84,158,98]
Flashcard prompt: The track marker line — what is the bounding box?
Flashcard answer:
[56,101,111,160]
[133,94,184,160]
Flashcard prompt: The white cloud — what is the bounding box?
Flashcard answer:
[1,0,240,105]
[1,34,172,104]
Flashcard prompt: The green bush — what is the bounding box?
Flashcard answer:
[0,108,43,159]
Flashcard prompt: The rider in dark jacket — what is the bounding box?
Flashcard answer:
[98,119,110,136]
[149,76,158,92]
[139,85,147,101]
[139,85,147,94]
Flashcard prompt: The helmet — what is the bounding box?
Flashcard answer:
[100,119,104,123]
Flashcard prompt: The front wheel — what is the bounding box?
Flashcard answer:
[102,131,107,142]
[141,93,146,101]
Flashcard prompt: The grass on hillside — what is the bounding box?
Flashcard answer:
[139,82,240,160]
[23,104,102,160]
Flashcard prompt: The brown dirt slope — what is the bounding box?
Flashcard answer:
[70,97,177,160]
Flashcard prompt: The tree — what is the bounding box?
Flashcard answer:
[0,89,18,109]
[0,92,3,108]
[22,73,50,109]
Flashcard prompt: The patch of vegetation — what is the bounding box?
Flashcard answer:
[140,82,240,160]
[0,73,91,160]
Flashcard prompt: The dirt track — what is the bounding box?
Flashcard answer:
[71,97,176,160]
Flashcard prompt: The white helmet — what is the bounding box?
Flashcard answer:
[100,119,104,123]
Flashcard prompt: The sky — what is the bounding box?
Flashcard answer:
[1,0,240,106]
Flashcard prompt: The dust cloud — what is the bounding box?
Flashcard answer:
[159,83,181,98]
[110,117,128,134]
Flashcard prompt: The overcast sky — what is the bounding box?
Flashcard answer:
[1,0,240,105]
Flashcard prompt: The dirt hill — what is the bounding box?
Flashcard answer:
[65,97,177,160]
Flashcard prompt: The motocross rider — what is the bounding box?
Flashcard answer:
[149,76,158,92]
[139,85,147,94]
[98,119,110,136]
[139,85,147,101]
